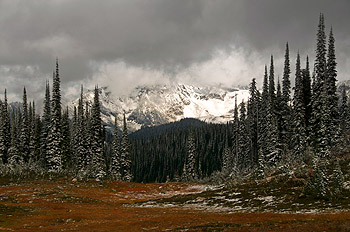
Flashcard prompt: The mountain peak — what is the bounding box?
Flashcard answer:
[68,83,250,132]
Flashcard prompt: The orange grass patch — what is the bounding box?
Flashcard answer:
[0,180,349,232]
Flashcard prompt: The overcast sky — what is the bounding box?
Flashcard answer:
[0,0,349,104]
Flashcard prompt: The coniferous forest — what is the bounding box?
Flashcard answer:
[0,14,348,200]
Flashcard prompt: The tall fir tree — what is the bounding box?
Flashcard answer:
[121,113,132,181]
[232,96,239,165]
[46,59,63,172]
[259,66,269,156]
[247,78,260,165]
[19,87,30,162]
[61,107,71,169]
[238,101,250,168]
[8,109,21,166]
[303,56,312,135]
[339,87,349,134]
[91,86,106,180]
[281,43,292,151]
[276,77,284,154]
[310,13,327,153]
[41,80,51,167]
[183,128,197,180]
[292,53,307,160]
[268,55,276,107]
[111,116,122,180]
[324,27,339,150]
[2,90,10,163]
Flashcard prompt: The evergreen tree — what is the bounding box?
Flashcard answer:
[91,86,106,181]
[276,77,283,154]
[232,96,239,164]
[259,66,269,156]
[281,43,292,152]
[268,55,276,107]
[76,86,87,171]
[310,14,327,153]
[0,100,4,164]
[324,27,339,148]
[41,80,51,167]
[238,101,249,168]
[61,107,71,169]
[303,56,312,135]
[46,60,63,172]
[292,53,307,160]
[247,78,260,165]
[19,87,30,162]
[183,128,196,180]
[256,148,265,179]
[332,159,344,197]
[8,109,22,166]
[121,113,132,181]
[2,90,10,163]
[85,102,92,166]
[304,156,330,199]
[111,116,122,180]
[339,87,349,133]
[222,132,231,173]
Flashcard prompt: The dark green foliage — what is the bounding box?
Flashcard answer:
[110,116,122,180]
[19,87,30,162]
[292,53,307,159]
[91,87,106,180]
[121,113,132,181]
[46,59,63,172]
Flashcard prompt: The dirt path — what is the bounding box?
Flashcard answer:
[0,180,349,231]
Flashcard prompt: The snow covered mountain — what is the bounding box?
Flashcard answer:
[68,84,250,132]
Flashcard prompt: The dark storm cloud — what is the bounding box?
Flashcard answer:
[0,0,349,102]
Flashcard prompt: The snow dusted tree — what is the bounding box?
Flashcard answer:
[302,56,312,136]
[268,55,276,109]
[247,78,260,165]
[276,77,283,154]
[310,14,327,153]
[259,66,269,157]
[256,148,265,179]
[292,53,307,160]
[121,113,132,181]
[19,87,30,162]
[183,128,196,180]
[0,100,5,164]
[238,101,249,168]
[111,116,122,180]
[46,59,63,172]
[0,90,10,163]
[41,80,51,167]
[85,102,93,167]
[91,86,106,181]
[71,106,78,168]
[281,43,292,151]
[8,109,22,166]
[29,102,41,162]
[222,132,231,173]
[61,107,71,169]
[332,159,344,198]
[339,87,349,133]
[264,57,280,165]
[304,156,330,199]
[232,96,239,164]
[76,86,88,171]
[324,27,339,148]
